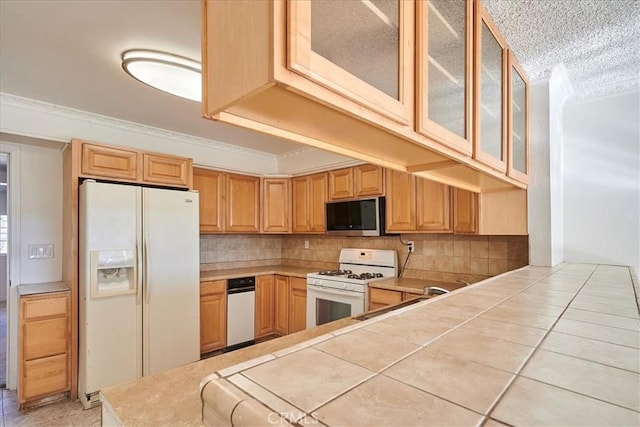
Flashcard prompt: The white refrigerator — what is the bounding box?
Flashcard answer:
[78,180,200,408]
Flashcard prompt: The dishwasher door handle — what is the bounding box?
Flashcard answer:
[227,286,256,294]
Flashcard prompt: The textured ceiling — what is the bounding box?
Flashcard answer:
[484,0,640,101]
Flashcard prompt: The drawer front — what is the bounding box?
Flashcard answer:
[24,318,68,360]
[200,280,225,296]
[142,153,191,187]
[23,354,69,401]
[81,143,139,180]
[369,288,403,306]
[22,294,69,321]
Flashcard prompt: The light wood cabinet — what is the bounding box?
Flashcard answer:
[453,187,527,235]
[308,173,329,232]
[473,0,508,173]
[507,51,529,184]
[226,173,260,233]
[274,275,289,336]
[386,169,452,233]
[19,291,71,408]
[288,277,307,334]
[416,0,473,155]
[142,153,191,187]
[328,168,354,200]
[385,169,416,232]
[200,280,226,353]
[255,275,275,338]
[329,165,384,201]
[193,168,225,233]
[417,179,451,232]
[353,164,385,198]
[79,141,192,188]
[292,172,328,233]
[203,0,530,193]
[368,288,404,311]
[287,0,414,124]
[81,142,138,181]
[292,176,310,233]
[261,178,291,233]
[453,188,478,234]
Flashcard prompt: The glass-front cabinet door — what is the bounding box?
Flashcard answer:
[473,0,508,172]
[417,0,473,155]
[288,0,413,124]
[507,51,529,183]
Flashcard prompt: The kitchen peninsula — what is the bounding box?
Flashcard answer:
[101,263,640,426]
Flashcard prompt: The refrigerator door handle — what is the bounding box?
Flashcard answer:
[136,243,142,305]
[144,239,150,304]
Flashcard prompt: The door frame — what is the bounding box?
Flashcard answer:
[0,141,21,390]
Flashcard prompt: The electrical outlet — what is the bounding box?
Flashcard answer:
[304,240,309,249]
[407,241,414,253]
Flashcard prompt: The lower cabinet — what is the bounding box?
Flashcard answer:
[271,275,308,337]
[274,275,290,336]
[19,291,71,408]
[255,275,275,338]
[368,288,419,311]
[200,280,226,353]
[289,278,307,334]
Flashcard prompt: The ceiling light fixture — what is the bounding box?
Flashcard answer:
[121,49,202,102]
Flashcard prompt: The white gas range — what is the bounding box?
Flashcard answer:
[306,248,398,329]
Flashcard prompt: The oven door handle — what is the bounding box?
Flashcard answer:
[307,284,364,298]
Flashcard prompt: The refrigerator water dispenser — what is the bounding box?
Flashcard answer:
[90,250,137,298]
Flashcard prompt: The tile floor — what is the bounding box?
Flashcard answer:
[202,264,640,426]
[1,389,100,427]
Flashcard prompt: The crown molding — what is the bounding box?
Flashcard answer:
[0,92,277,161]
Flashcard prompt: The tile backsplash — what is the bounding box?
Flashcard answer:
[200,234,529,284]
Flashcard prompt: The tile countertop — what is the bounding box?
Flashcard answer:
[17,281,70,296]
[369,276,468,295]
[200,264,640,426]
[200,265,315,281]
[99,317,358,426]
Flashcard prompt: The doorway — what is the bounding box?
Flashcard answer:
[0,152,8,387]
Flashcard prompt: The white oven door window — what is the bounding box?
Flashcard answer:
[306,284,365,329]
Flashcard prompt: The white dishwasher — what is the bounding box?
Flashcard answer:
[226,276,256,350]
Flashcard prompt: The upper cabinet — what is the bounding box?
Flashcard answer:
[81,143,138,181]
[453,187,527,235]
[288,0,414,124]
[328,165,384,201]
[416,0,473,155]
[193,168,260,234]
[79,141,192,188]
[473,0,508,172]
[507,51,529,184]
[385,168,451,233]
[225,174,260,233]
[202,0,530,193]
[193,168,225,233]
[261,178,291,233]
[292,172,327,233]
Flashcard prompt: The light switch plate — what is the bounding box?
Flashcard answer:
[28,244,54,259]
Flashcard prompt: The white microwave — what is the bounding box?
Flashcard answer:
[325,197,386,237]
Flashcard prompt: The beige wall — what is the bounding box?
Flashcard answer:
[200,233,529,284]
